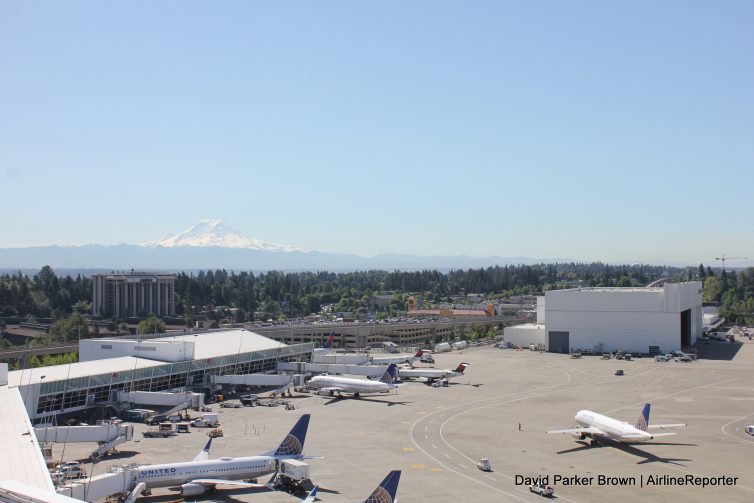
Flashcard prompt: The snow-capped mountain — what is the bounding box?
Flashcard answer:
[0,218,568,270]
[141,219,304,253]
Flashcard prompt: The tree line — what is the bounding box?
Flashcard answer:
[1,263,754,333]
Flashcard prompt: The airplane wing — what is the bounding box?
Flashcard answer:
[546,426,604,436]
[648,423,687,429]
[190,479,267,488]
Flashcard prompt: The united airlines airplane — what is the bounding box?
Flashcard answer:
[133,414,313,496]
[547,403,686,445]
[308,364,398,397]
[302,470,401,503]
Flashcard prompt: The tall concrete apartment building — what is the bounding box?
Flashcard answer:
[92,272,176,319]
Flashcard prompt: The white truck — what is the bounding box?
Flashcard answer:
[276,459,311,492]
[190,413,220,428]
[434,342,451,353]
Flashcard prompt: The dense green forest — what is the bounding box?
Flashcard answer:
[1,263,754,335]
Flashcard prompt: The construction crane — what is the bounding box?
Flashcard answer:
[715,254,747,272]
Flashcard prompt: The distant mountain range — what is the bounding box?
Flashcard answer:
[0,219,567,271]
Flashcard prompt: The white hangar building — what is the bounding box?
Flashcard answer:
[505,282,703,355]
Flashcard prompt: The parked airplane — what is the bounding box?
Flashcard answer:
[308,364,398,397]
[398,362,469,383]
[133,414,313,496]
[547,403,686,445]
[360,470,401,503]
[301,470,401,503]
[371,350,434,365]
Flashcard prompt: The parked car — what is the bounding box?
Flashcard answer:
[529,483,555,497]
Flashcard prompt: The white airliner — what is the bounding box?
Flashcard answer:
[308,364,397,397]
[398,362,469,383]
[133,414,313,496]
[547,404,686,445]
[302,470,401,503]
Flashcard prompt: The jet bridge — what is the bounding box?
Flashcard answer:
[210,373,293,387]
[277,362,386,377]
[35,423,134,462]
[55,468,134,502]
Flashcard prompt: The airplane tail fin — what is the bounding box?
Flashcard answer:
[379,364,397,384]
[634,403,650,431]
[454,362,469,373]
[363,470,401,503]
[193,437,212,462]
[273,414,310,458]
[414,350,424,357]
[323,333,334,349]
[302,486,319,503]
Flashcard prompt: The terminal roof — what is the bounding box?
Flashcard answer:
[0,386,54,491]
[7,356,166,387]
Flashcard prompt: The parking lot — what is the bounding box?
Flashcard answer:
[56,339,754,502]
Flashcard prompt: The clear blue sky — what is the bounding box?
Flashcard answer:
[2,1,753,265]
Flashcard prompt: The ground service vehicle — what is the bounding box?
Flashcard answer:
[529,483,554,497]
[241,394,258,406]
[143,429,177,438]
[615,369,624,376]
[191,413,220,428]
[52,462,86,480]
[477,458,492,471]
[745,425,754,435]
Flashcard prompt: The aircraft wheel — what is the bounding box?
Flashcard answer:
[590,439,598,446]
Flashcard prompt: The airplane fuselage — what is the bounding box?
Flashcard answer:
[308,375,395,394]
[575,410,652,442]
[398,368,461,380]
[135,456,276,489]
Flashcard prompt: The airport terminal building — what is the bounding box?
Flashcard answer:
[9,329,314,421]
[505,282,703,355]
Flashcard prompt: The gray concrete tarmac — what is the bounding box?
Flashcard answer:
[56,340,754,502]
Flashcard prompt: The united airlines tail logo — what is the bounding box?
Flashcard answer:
[275,434,303,456]
[365,487,393,503]
[634,416,647,431]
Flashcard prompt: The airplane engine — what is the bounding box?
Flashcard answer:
[570,432,588,440]
[180,483,207,496]
[318,390,332,396]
